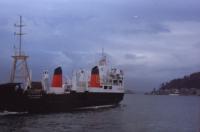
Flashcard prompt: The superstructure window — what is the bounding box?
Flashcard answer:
[113,80,118,85]
[119,80,122,85]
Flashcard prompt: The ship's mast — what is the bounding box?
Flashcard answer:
[102,48,104,57]
[10,16,30,83]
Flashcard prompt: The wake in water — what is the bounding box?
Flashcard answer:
[0,111,28,116]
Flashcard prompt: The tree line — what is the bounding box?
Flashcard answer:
[160,72,200,90]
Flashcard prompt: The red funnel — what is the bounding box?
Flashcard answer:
[51,67,62,88]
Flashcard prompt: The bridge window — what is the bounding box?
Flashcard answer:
[113,80,118,85]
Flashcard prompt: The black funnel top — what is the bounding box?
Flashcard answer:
[54,67,62,75]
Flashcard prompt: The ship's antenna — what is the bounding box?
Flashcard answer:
[102,47,106,59]
[99,48,107,66]
[102,48,104,57]
[10,16,30,84]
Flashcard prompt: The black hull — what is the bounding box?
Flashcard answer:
[0,83,124,113]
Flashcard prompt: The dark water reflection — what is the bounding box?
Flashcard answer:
[0,94,199,132]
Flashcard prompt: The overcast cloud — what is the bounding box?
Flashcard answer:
[0,0,200,91]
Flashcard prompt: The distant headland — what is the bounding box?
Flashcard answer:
[147,72,200,96]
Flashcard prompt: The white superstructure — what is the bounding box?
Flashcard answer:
[41,54,124,94]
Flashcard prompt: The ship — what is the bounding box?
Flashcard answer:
[0,56,124,113]
[0,16,124,113]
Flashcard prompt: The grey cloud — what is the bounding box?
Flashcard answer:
[0,0,200,91]
[124,53,146,60]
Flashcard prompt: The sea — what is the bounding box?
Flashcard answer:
[0,94,199,132]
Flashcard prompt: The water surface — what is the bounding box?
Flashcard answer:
[0,94,199,132]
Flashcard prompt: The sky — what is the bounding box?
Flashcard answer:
[0,0,200,92]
